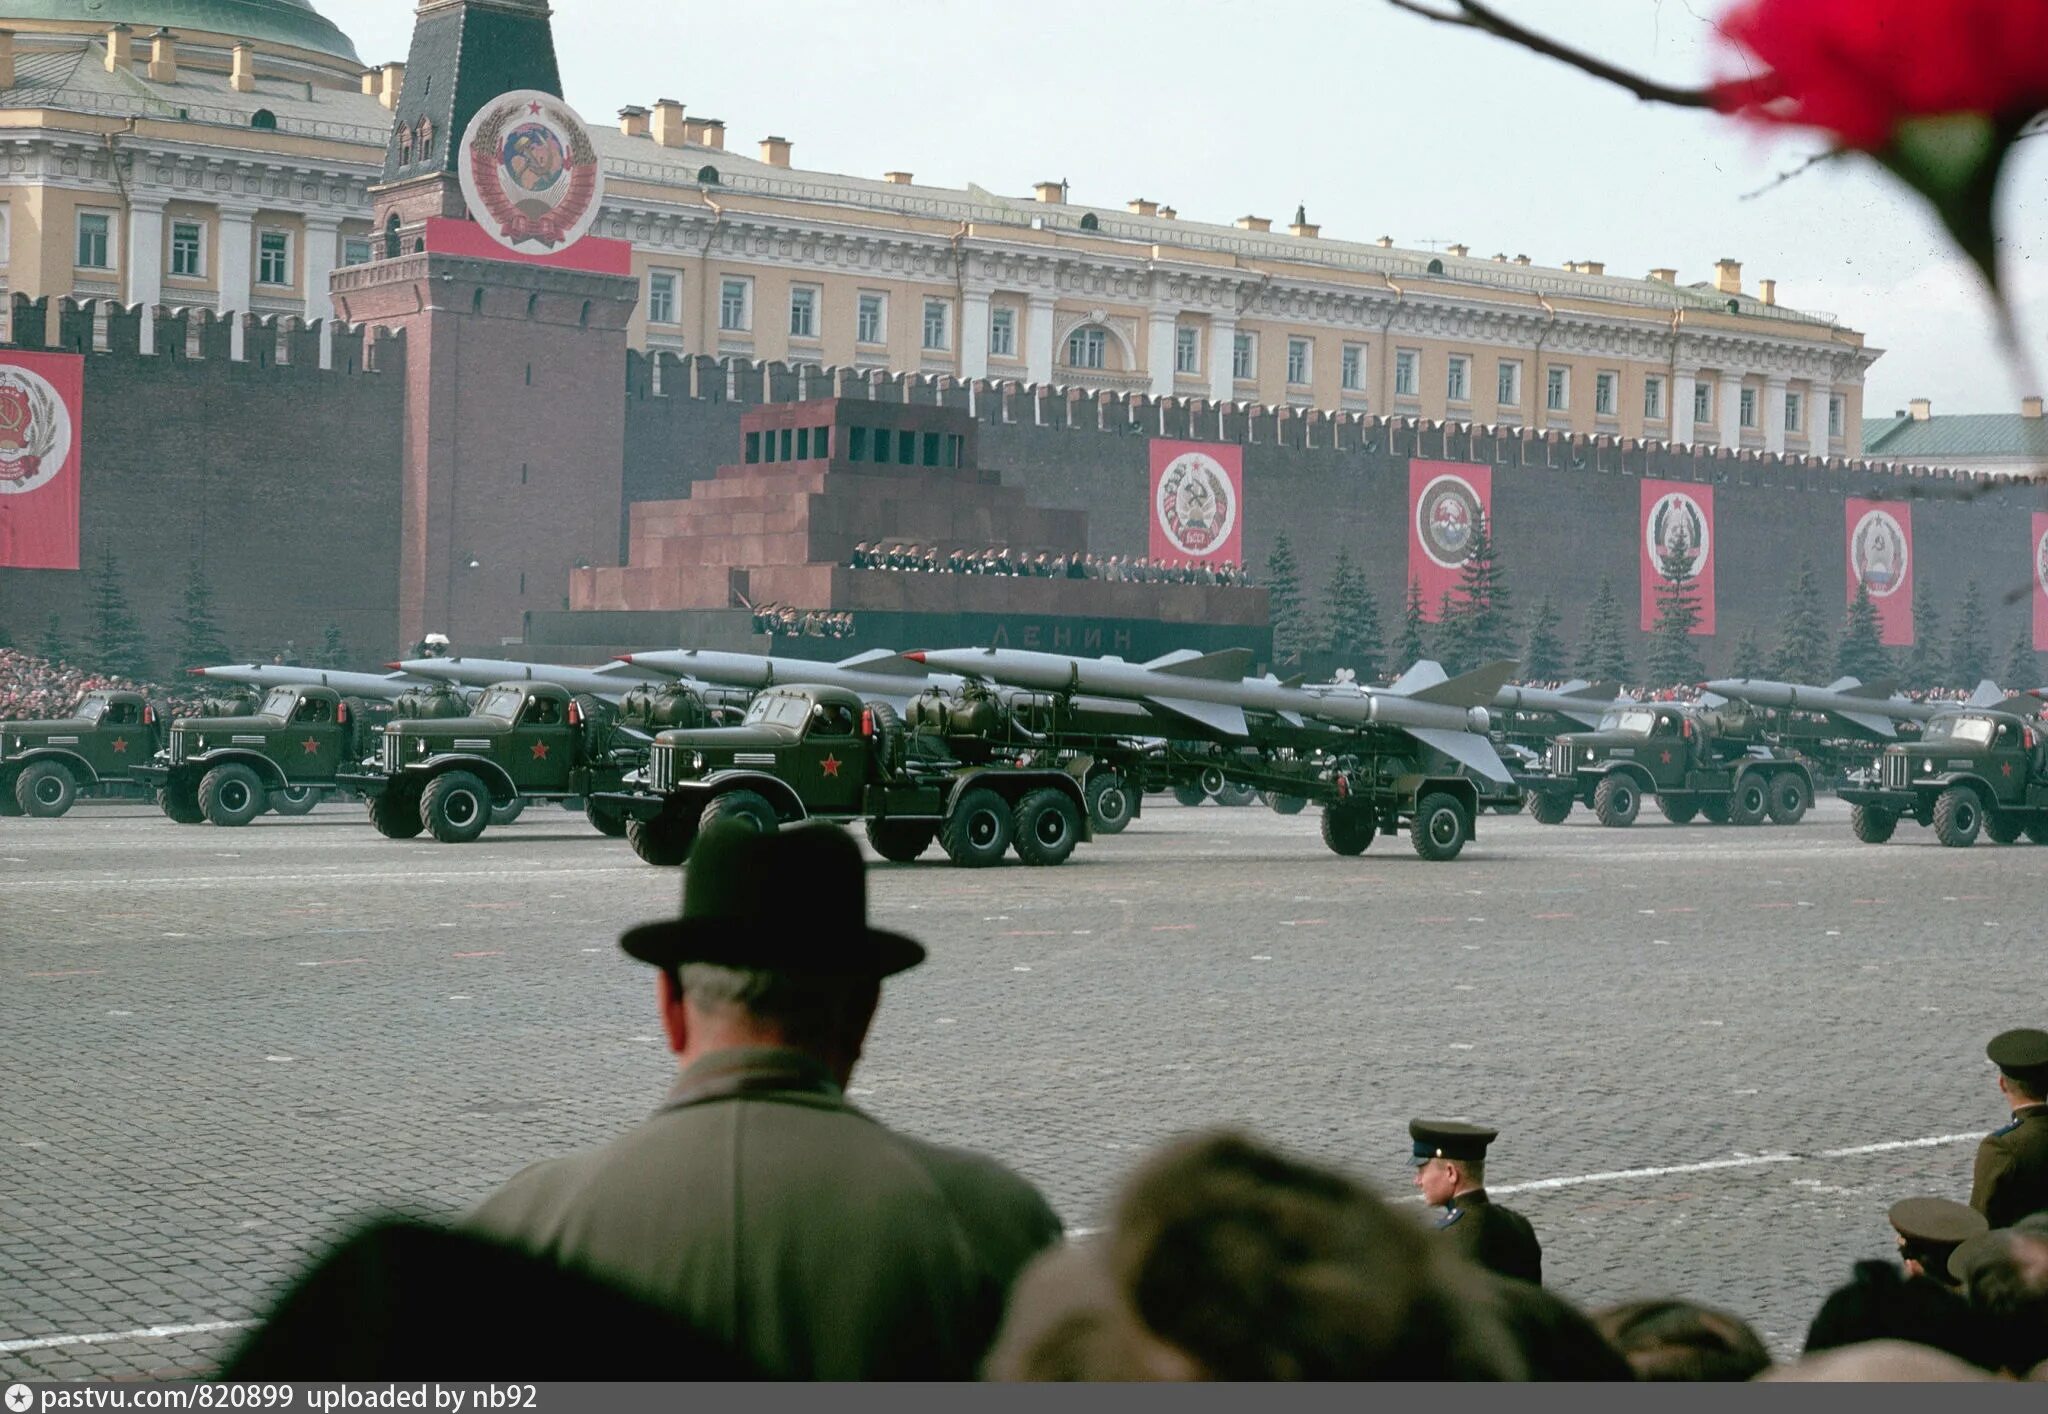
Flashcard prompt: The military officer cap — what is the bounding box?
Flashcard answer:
[1887,1197,1987,1249]
[1945,1228,2010,1286]
[1409,1119,1498,1166]
[1986,1028,2048,1081]
[620,823,925,978]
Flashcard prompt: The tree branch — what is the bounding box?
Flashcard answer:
[1739,148,1844,199]
[1387,0,1722,109]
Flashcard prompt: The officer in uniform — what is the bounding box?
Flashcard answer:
[1886,1196,1987,1288]
[1410,1118,1542,1286]
[1970,1027,2048,1228]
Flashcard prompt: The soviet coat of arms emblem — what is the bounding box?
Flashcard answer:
[1415,473,1483,568]
[459,90,605,255]
[0,365,72,496]
[1155,452,1237,556]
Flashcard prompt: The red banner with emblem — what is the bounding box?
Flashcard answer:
[0,350,84,571]
[1845,498,1913,646]
[1149,441,1243,565]
[1408,461,1492,621]
[1639,479,1715,635]
[2034,511,2048,651]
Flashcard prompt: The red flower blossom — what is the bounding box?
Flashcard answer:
[1715,0,2048,150]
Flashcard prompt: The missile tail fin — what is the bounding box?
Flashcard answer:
[1842,677,1900,699]
[1141,649,1204,669]
[1407,659,1519,708]
[1967,679,2004,708]
[1555,705,1607,729]
[1387,659,1449,695]
[1144,696,1250,738]
[1407,727,1513,784]
[1152,648,1256,681]
[1834,710,1898,739]
[1824,676,1859,692]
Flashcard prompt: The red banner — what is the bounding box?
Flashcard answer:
[1408,461,1492,621]
[2034,512,2048,652]
[1640,479,1715,635]
[1845,498,1913,647]
[422,216,633,276]
[0,350,84,571]
[1149,440,1243,565]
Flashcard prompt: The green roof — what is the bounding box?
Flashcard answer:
[7,1,360,65]
[1861,413,2048,460]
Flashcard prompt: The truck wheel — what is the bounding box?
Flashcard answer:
[421,771,491,844]
[865,818,936,863]
[1263,792,1308,817]
[626,813,696,866]
[1084,772,1133,834]
[1850,804,1897,844]
[863,700,903,777]
[2024,820,2048,846]
[1983,811,2023,845]
[1593,775,1639,828]
[490,799,526,827]
[584,801,628,837]
[1699,798,1732,825]
[1767,773,1811,825]
[270,785,320,816]
[1171,782,1207,808]
[1320,805,1375,856]
[700,789,778,837]
[1013,789,1082,866]
[1727,778,1769,826]
[941,787,1012,867]
[15,761,78,818]
[158,781,206,825]
[366,789,425,839]
[198,764,266,827]
[1528,793,1572,825]
[1215,782,1260,808]
[1411,792,1470,862]
[1932,785,1982,848]
[1658,796,1699,825]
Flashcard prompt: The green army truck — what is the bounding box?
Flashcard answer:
[1839,708,2048,847]
[597,683,1094,868]
[0,690,164,818]
[1522,701,1815,828]
[131,684,390,825]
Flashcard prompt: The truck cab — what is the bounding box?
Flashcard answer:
[0,689,162,817]
[1842,709,2048,846]
[132,685,361,826]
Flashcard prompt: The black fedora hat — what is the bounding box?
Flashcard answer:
[619,822,925,978]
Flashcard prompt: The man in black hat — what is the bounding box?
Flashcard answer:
[1409,1119,1542,1286]
[466,823,1064,1380]
[1970,1027,2048,1228]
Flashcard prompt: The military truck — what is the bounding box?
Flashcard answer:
[1522,701,1815,828]
[0,690,165,818]
[1839,708,2048,847]
[598,683,1094,868]
[131,684,393,826]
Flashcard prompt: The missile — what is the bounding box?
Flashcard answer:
[188,662,428,700]
[906,647,1516,783]
[1391,660,1626,729]
[391,656,675,704]
[1699,675,1941,738]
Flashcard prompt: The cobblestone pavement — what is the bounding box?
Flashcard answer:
[4,796,2042,1376]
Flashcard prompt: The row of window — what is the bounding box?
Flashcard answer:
[737,422,969,470]
[652,274,968,354]
[74,211,373,282]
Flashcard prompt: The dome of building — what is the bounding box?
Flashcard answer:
[5,1,362,65]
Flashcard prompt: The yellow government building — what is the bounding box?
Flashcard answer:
[0,0,1878,451]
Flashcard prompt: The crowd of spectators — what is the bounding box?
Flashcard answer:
[0,646,246,721]
[744,603,855,640]
[849,542,1253,587]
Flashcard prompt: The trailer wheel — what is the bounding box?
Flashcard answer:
[941,787,1012,867]
[1013,789,1082,866]
[1932,785,1982,848]
[1528,793,1573,825]
[1215,782,1260,808]
[198,764,266,827]
[367,788,425,839]
[1320,805,1376,856]
[584,800,628,837]
[15,761,78,818]
[700,789,778,838]
[865,818,936,863]
[1984,810,2023,845]
[1727,777,1769,826]
[2024,819,2048,845]
[270,784,320,816]
[626,812,695,866]
[1658,796,1699,825]
[158,781,206,825]
[421,771,491,844]
[490,799,526,826]
[1262,792,1307,816]
[1699,798,1732,824]
[1767,773,1811,825]
[1084,772,1133,834]
[1850,804,1896,844]
[1593,775,1639,828]
[1411,793,1470,862]
[1171,782,1207,808]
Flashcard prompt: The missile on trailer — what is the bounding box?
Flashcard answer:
[1699,675,1942,738]
[1389,659,1626,729]
[390,656,674,704]
[188,663,428,700]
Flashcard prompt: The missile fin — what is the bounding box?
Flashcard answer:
[1967,679,2004,708]
[1277,710,1306,728]
[1407,727,1513,784]
[1834,710,1898,739]
[1824,677,1859,692]
[1406,659,1519,709]
[1698,692,1728,708]
[1387,660,1449,695]
[1144,696,1250,738]
[836,652,932,679]
[1841,677,1901,699]
[1140,649,1204,669]
[1151,648,1256,681]
[1554,704,1608,729]
[1278,675,1306,690]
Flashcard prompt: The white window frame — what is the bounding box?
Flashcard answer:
[1340,343,1363,392]
[1394,348,1419,399]
[1594,370,1617,418]
[1828,394,1845,438]
[1643,376,1665,421]
[1784,390,1802,432]
[989,306,1017,359]
[169,219,206,279]
[1694,382,1713,425]
[342,235,373,268]
[1446,354,1470,403]
[1285,337,1311,386]
[788,284,819,340]
[719,276,753,332]
[1067,325,1107,371]
[256,227,292,287]
[1739,386,1757,428]
[1496,359,1521,406]
[1232,332,1255,381]
[76,209,115,269]
[647,270,679,325]
[1545,365,1568,412]
[1175,325,1200,375]
[856,291,886,346]
[921,297,951,352]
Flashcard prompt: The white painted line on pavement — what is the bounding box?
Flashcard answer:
[0,1319,254,1355]
[1491,1131,1981,1197]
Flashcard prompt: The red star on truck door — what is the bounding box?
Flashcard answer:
[821,755,842,778]
[1659,750,1673,764]
[301,737,321,755]
[110,737,129,754]
[531,741,550,760]
[2001,761,2014,777]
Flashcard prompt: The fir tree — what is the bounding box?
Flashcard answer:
[169,558,230,669]
[1731,626,1766,678]
[1394,579,1430,675]
[1902,577,1945,690]
[1521,595,1565,682]
[1319,549,1384,681]
[37,613,66,663]
[1441,511,1514,671]
[1435,588,1467,674]
[1770,560,1831,685]
[1646,539,1705,685]
[1835,579,1890,682]
[0,621,12,650]
[85,548,150,681]
[320,623,349,671]
[2003,628,2039,691]
[1264,533,1307,666]
[1575,575,1630,684]
[1948,579,1992,687]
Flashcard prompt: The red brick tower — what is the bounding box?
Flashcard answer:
[331,0,637,652]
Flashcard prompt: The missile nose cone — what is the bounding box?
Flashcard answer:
[384,662,404,670]
[186,667,208,676]
[614,654,636,664]
[903,652,927,663]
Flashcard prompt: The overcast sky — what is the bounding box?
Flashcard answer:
[325,0,2048,420]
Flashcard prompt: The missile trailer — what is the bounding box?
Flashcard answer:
[1520,702,1817,829]
[1838,709,2048,847]
[0,690,167,818]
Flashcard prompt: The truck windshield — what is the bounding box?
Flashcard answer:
[260,688,298,718]
[743,695,811,729]
[1597,709,1658,736]
[1925,716,1996,746]
[73,696,108,723]
[475,688,524,722]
